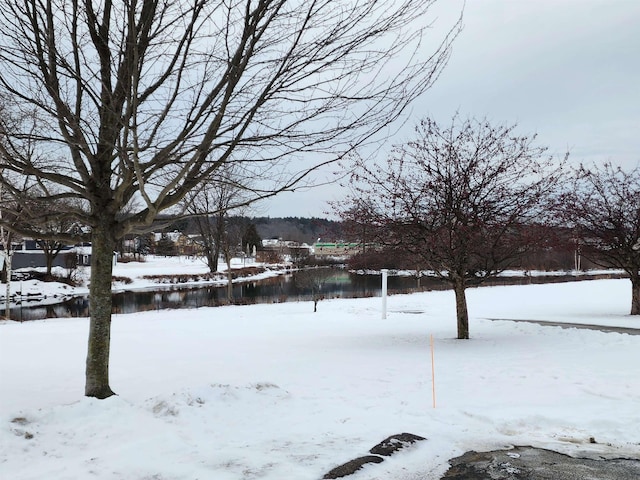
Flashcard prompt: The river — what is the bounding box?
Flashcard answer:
[9,270,428,321]
[8,269,621,321]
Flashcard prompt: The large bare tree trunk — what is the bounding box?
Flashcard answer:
[631,276,640,315]
[85,224,116,398]
[453,277,469,339]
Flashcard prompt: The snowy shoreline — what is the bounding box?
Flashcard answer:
[0,254,627,312]
[0,256,291,309]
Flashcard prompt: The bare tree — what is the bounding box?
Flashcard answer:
[184,165,248,273]
[37,239,66,276]
[343,116,565,339]
[289,243,311,267]
[242,223,261,258]
[31,200,84,275]
[560,163,640,314]
[0,194,18,320]
[219,216,248,302]
[0,170,32,319]
[331,198,379,256]
[0,1,460,398]
[295,267,333,312]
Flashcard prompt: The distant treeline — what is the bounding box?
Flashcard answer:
[251,217,342,244]
[155,215,342,246]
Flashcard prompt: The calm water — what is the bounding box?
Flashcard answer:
[10,270,614,321]
[9,270,434,321]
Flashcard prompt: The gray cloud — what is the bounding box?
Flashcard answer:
[262,0,640,217]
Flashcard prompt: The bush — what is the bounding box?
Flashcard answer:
[14,270,78,287]
[112,276,133,285]
[347,249,416,271]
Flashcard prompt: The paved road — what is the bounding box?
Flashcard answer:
[486,318,640,335]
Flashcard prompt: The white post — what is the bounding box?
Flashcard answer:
[381,268,388,319]
[430,334,436,408]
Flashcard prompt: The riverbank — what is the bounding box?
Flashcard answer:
[0,256,290,308]
[1,255,627,313]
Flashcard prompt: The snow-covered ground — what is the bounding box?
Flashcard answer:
[1,272,639,479]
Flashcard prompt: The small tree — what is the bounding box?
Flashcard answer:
[242,223,262,257]
[220,217,247,302]
[560,163,640,314]
[33,210,82,275]
[0,171,29,318]
[36,239,65,276]
[343,116,565,339]
[64,251,79,282]
[289,244,311,267]
[332,198,380,256]
[155,234,177,257]
[135,234,153,260]
[183,166,248,273]
[295,268,333,312]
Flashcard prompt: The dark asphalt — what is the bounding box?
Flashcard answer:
[442,446,640,479]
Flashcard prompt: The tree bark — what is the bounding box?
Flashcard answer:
[205,242,219,274]
[212,242,221,273]
[631,275,640,315]
[213,212,225,274]
[85,224,116,398]
[223,249,234,303]
[45,252,53,276]
[453,277,470,339]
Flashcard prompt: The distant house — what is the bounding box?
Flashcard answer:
[22,239,40,250]
[260,238,312,262]
[73,245,93,267]
[312,242,361,258]
[6,242,92,270]
[152,231,201,256]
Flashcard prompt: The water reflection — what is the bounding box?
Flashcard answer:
[9,270,597,321]
[10,270,431,321]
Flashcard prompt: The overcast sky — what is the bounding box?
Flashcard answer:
[258,0,640,218]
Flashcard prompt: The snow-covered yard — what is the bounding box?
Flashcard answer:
[1,278,639,479]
